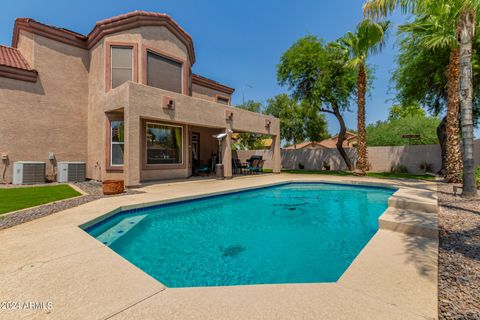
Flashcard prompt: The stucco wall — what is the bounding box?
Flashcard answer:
[0,32,89,183]
[192,83,231,104]
[1,24,280,185]
[235,143,475,174]
[87,25,192,182]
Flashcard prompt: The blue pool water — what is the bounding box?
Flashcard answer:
[85,183,395,287]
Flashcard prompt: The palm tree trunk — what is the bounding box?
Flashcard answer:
[437,116,447,174]
[458,10,478,197]
[356,62,368,172]
[333,107,353,171]
[445,48,463,183]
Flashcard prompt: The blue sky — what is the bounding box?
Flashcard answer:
[1,0,477,137]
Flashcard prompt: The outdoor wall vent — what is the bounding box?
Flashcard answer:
[13,161,46,185]
[163,96,175,110]
[225,110,234,120]
[57,161,86,183]
[265,119,272,128]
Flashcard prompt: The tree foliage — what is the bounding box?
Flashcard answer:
[234,100,268,150]
[388,103,426,121]
[277,36,357,169]
[337,18,390,172]
[367,116,441,146]
[264,94,329,147]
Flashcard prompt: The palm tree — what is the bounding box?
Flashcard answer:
[364,0,478,198]
[338,19,390,173]
[398,4,464,183]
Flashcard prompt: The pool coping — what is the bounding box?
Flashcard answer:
[0,174,438,319]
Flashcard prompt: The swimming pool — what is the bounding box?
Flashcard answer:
[85,182,395,287]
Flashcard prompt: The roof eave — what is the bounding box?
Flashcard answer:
[0,65,38,82]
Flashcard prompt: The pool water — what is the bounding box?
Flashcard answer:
[85,183,395,287]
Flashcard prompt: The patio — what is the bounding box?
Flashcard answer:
[0,174,438,319]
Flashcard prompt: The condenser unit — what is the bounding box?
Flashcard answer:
[13,161,46,185]
[57,162,86,183]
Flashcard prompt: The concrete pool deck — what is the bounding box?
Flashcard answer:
[0,174,438,320]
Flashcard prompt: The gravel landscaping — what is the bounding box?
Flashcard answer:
[438,183,480,319]
[0,181,143,230]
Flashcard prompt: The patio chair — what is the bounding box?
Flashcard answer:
[246,155,263,166]
[232,158,247,174]
[245,159,262,175]
[194,155,217,176]
[194,165,210,176]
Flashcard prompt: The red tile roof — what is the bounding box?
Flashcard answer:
[11,11,196,64]
[0,45,32,71]
[91,11,192,43]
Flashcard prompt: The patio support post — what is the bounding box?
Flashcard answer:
[272,133,281,173]
[222,128,232,179]
[124,114,141,187]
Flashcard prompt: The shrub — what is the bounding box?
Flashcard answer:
[419,162,433,173]
[391,164,409,174]
[323,161,331,171]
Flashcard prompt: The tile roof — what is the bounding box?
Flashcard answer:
[0,45,32,71]
[192,73,235,94]
[11,11,196,64]
[91,11,192,42]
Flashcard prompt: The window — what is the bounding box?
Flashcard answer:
[146,123,183,165]
[111,46,133,89]
[110,121,124,166]
[217,96,230,105]
[146,51,182,93]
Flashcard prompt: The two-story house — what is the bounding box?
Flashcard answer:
[0,11,281,186]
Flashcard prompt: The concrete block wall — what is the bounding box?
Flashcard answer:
[236,141,480,174]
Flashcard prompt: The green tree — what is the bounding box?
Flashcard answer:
[365,0,477,198]
[392,34,450,173]
[264,94,329,148]
[277,36,357,170]
[397,3,464,182]
[338,19,390,172]
[367,116,441,146]
[388,103,426,121]
[234,100,268,150]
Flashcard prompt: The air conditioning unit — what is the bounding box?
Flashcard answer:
[13,161,46,185]
[57,162,86,183]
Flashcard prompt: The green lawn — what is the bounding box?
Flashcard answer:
[0,185,81,215]
[263,169,435,180]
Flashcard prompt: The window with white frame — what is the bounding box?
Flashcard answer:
[110,120,124,166]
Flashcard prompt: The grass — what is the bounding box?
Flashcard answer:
[0,184,81,215]
[263,169,435,180]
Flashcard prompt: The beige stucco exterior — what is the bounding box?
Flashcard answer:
[0,12,281,186]
[0,31,89,183]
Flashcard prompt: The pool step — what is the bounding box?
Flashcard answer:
[97,215,147,246]
[388,189,438,213]
[378,207,438,239]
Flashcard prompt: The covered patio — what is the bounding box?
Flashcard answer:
[101,82,281,186]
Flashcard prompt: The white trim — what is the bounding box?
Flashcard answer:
[145,122,184,166]
[110,120,124,167]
